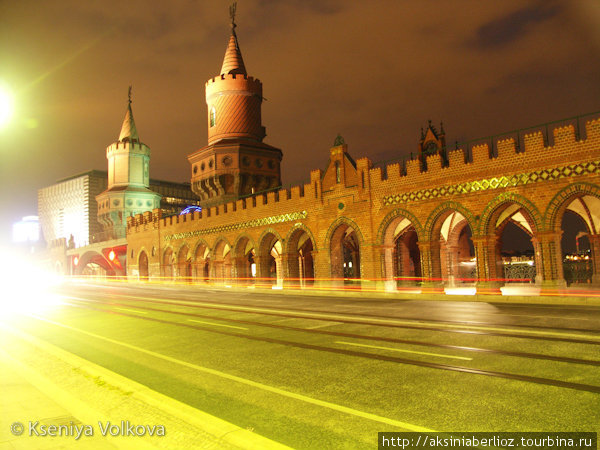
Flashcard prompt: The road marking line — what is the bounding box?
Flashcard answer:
[77,294,600,341]
[188,319,248,330]
[306,323,337,330]
[336,341,473,361]
[115,307,147,314]
[29,315,435,433]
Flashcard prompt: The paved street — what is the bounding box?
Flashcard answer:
[2,281,600,449]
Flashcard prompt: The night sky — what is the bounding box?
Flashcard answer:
[1,0,599,245]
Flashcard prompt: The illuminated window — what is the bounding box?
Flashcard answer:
[335,161,341,183]
[210,107,216,127]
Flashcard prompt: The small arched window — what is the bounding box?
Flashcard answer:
[210,107,216,127]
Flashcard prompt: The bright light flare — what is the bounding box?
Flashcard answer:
[0,84,14,129]
[0,249,64,318]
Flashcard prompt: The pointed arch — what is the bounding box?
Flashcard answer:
[284,224,317,255]
[192,238,211,261]
[324,216,365,248]
[377,208,424,244]
[210,236,232,258]
[232,233,257,283]
[478,193,542,236]
[424,201,477,240]
[544,182,600,231]
[285,224,317,286]
[326,217,364,281]
[232,233,256,258]
[257,228,284,283]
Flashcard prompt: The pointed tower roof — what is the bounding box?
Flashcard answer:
[220,3,247,76]
[118,86,139,142]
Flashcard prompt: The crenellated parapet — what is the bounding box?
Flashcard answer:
[375,118,600,204]
[131,116,600,240]
[106,140,150,156]
[205,74,262,98]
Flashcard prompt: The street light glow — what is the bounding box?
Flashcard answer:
[0,84,14,129]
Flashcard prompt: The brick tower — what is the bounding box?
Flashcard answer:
[188,4,282,207]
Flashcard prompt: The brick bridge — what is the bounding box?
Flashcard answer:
[126,116,600,294]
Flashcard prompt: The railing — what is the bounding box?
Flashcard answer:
[503,263,536,283]
[563,260,593,285]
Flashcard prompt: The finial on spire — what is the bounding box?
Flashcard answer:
[128,85,132,105]
[229,2,237,31]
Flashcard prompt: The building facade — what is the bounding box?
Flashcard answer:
[125,15,600,293]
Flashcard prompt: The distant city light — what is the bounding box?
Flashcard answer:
[180,205,202,215]
[12,216,40,243]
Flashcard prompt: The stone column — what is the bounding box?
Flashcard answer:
[254,256,266,286]
[380,244,396,292]
[530,235,544,284]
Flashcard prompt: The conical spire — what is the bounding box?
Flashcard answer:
[118,86,139,142]
[220,2,247,76]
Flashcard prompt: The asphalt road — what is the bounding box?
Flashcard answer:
[3,281,600,449]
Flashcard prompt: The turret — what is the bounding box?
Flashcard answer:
[96,88,161,237]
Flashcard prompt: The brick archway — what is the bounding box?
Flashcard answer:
[257,228,284,284]
[211,237,232,281]
[377,209,423,286]
[423,202,477,285]
[326,217,363,282]
[232,233,256,283]
[285,224,317,286]
[193,239,211,281]
[544,182,600,285]
[478,193,542,285]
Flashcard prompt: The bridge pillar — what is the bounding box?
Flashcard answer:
[588,234,600,286]
[417,240,444,294]
[281,253,300,289]
[358,244,381,291]
[311,249,335,290]
[534,231,566,291]
[473,235,502,295]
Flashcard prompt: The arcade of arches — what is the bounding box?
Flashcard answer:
[128,182,600,293]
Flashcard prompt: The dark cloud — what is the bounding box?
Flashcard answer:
[258,0,344,15]
[470,2,561,49]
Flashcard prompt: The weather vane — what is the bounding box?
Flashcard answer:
[229,2,237,30]
[128,85,132,105]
